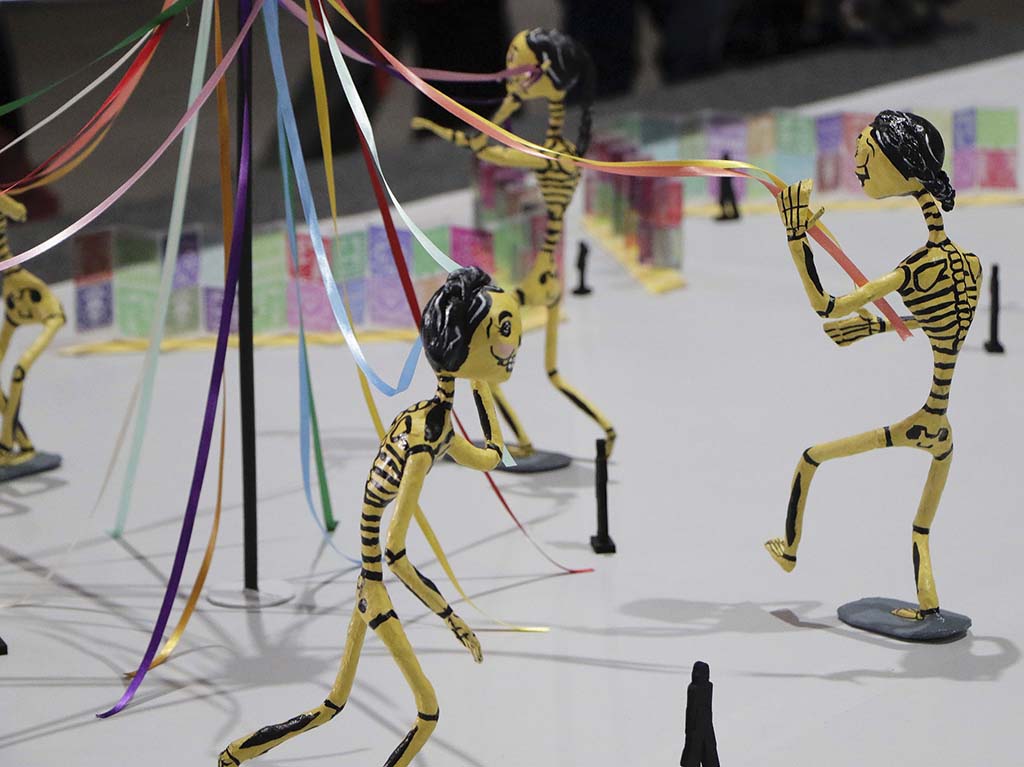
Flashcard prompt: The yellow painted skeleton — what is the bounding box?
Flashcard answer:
[413,29,616,459]
[765,111,980,621]
[0,193,65,468]
[221,268,521,767]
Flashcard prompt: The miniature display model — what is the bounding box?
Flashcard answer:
[765,111,980,640]
[413,29,616,466]
[0,193,64,481]
[680,661,720,767]
[984,263,1005,353]
[572,241,593,295]
[220,268,521,767]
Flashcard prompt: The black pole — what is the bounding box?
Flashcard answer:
[238,0,258,591]
[590,439,616,554]
[984,263,1005,354]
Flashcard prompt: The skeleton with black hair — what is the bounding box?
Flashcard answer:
[765,111,982,623]
[221,267,521,767]
[413,28,616,462]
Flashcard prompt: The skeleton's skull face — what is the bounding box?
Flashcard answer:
[457,288,522,384]
[6,287,42,321]
[504,31,562,103]
[854,129,922,200]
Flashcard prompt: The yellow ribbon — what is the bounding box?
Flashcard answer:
[304,4,544,631]
[13,125,113,192]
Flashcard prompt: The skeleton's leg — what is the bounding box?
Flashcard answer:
[893,450,953,619]
[490,383,534,455]
[1,320,59,456]
[765,424,893,571]
[365,607,440,767]
[218,606,367,766]
[543,302,617,456]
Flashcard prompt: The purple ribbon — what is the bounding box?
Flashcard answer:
[97,98,251,719]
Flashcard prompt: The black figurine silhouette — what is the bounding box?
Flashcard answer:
[680,661,720,767]
[984,263,1005,353]
[715,153,740,221]
[572,241,593,295]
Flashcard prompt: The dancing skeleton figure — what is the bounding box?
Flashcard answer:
[220,268,521,767]
[413,28,616,458]
[0,193,65,469]
[764,111,981,621]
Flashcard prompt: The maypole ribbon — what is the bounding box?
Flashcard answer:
[0,34,151,159]
[112,0,216,538]
[3,0,178,193]
[278,0,536,83]
[318,0,589,577]
[277,114,358,562]
[0,0,196,119]
[99,97,251,719]
[97,2,264,718]
[263,0,421,397]
[306,0,556,626]
[324,0,910,340]
[128,0,239,674]
[304,0,459,273]
[4,0,263,270]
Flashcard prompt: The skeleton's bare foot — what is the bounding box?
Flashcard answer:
[891,607,926,620]
[0,446,33,467]
[217,747,241,766]
[764,538,797,572]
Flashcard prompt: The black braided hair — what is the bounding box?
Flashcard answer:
[870,110,956,212]
[524,28,595,157]
[422,267,498,373]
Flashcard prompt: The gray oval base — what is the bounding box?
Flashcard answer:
[837,597,971,642]
[0,451,61,483]
[206,580,295,609]
[446,441,572,473]
[494,448,572,474]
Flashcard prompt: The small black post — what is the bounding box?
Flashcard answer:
[590,439,616,554]
[0,636,7,655]
[572,241,593,296]
[984,263,1005,354]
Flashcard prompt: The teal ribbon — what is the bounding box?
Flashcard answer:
[110,0,212,538]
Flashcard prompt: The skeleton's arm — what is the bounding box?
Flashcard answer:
[447,382,506,471]
[779,180,904,318]
[823,312,920,346]
[411,116,549,171]
[385,451,483,662]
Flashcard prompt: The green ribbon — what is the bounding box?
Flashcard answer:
[0,0,198,118]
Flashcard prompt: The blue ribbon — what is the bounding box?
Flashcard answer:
[277,113,359,563]
[263,0,421,397]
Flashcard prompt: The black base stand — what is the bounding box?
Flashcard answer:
[984,262,1005,354]
[589,439,616,554]
[0,452,61,483]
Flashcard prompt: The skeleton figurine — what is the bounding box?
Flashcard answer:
[412,28,616,460]
[220,267,521,767]
[0,193,65,474]
[765,111,981,624]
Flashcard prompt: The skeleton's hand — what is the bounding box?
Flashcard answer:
[778,179,824,241]
[444,610,483,663]
[410,117,487,151]
[823,309,886,346]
